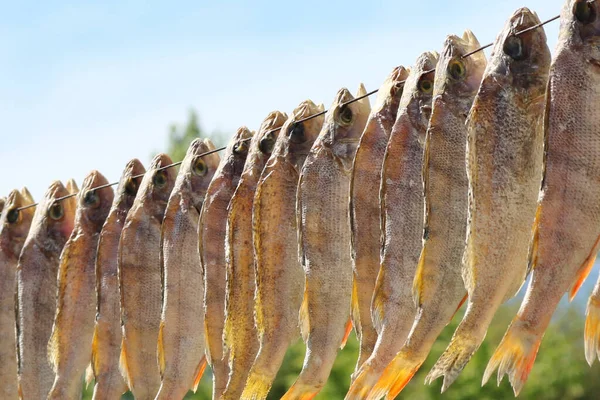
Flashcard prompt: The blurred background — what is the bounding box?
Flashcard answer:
[3,0,599,398]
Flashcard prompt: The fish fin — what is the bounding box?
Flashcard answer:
[371,270,386,335]
[370,351,423,400]
[526,204,542,275]
[191,357,207,392]
[450,294,468,323]
[344,362,382,400]
[482,318,542,396]
[47,325,59,373]
[281,383,319,400]
[119,336,133,390]
[242,371,272,400]
[350,276,361,339]
[203,318,212,366]
[412,247,427,307]
[90,324,99,379]
[425,330,483,392]
[157,320,166,379]
[85,363,94,388]
[585,295,600,366]
[341,318,353,349]
[299,278,310,343]
[569,234,600,301]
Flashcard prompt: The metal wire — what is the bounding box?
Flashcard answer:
[13,13,560,212]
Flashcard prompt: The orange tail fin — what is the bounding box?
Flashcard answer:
[281,383,319,400]
[344,361,383,400]
[192,357,207,392]
[482,318,542,396]
[569,234,600,301]
[585,295,600,366]
[369,351,422,400]
[341,318,353,349]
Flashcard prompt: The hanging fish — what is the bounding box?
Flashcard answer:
[483,1,600,395]
[349,66,409,374]
[119,154,176,400]
[155,139,220,399]
[346,52,438,400]
[222,113,286,400]
[242,101,324,400]
[200,127,253,399]
[369,31,486,400]
[282,84,371,400]
[47,171,114,399]
[91,159,145,400]
[0,188,35,399]
[16,180,78,399]
[426,8,551,392]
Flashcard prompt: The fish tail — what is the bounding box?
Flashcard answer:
[344,361,385,400]
[241,340,288,400]
[585,295,600,366]
[482,318,542,396]
[369,351,424,400]
[281,382,319,400]
[425,328,484,392]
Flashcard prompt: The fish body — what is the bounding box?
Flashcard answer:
[482,1,600,395]
[426,8,551,392]
[369,32,487,400]
[242,101,324,400]
[346,53,438,399]
[91,159,145,400]
[155,139,221,400]
[47,171,114,399]
[0,188,35,399]
[200,127,253,399]
[16,180,78,400]
[282,85,371,399]
[222,113,286,400]
[349,66,409,374]
[119,154,176,400]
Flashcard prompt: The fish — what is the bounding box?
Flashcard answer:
[483,1,600,395]
[90,159,145,400]
[241,101,325,400]
[345,53,438,400]
[348,66,409,374]
[369,31,487,400]
[0,188,35,399]
[426,8,551,392]
[221,113,286,400]
[200,127,253,399]
[47,171,114,399]
[155,139,221,399]
[119,154,176,400]
[16,179,78,400]
[282,84,371,400]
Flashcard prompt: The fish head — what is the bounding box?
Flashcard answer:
[401,52,439,132]
[371,66,411,126]
[434,31,487,112]
[225,126,255,175]
[255,111,287,159]
[77,171,114,231]
[141,153,177,220]
[28,181,78,252]
[0,188,35,258]
[490,8,551,94]
[115,159,146,211]
[323,85,371,170]
[178,138,221,211]
[561,0,600,52]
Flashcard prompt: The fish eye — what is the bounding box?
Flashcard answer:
[192,157,208,177]
[574,1,597,24]
[233,140,249,155]
[337,106,353,125]
[289,122,306,144]
[503,35,525,61]
[83,190,100,207]
[6,209,19,224]
[259,133,276,154]
[48,202,64,221]
[419,78,434,94]
[448,59,467,80]
[124,178,138,196]
[153,170,168,188]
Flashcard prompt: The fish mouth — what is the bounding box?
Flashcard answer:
[510,7,541,31]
